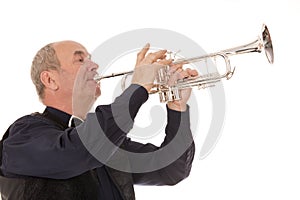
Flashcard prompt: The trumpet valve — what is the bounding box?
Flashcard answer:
[158,87,181,103]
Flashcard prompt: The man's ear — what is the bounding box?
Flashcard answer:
[40,70,59,91]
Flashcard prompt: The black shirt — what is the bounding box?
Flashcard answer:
[1,84,195,199]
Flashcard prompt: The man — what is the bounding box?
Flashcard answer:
[0,41,197,200]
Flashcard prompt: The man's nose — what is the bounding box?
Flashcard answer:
[84,59,99,72]
[91,62,99,72]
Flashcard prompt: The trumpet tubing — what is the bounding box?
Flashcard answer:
[94,24,274,102]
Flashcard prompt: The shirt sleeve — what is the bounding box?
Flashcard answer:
[1,84,148,179]
[123,105,195,186]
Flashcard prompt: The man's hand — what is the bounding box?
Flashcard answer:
[72,59,100,120]
[167,64,198,112]
[132,43,172,92]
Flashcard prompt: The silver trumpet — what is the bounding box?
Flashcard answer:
[94,24,274,102]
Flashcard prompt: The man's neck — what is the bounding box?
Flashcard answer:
[42,93,72,115]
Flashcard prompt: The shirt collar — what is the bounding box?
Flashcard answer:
[45,106,72,128]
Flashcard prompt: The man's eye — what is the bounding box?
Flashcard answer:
[79,58,84,62]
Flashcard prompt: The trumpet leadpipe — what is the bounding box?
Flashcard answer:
[94,70,134,82]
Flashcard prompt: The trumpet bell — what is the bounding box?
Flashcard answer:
[262,24,274,64]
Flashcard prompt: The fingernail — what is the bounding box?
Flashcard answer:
[144,43,150,48]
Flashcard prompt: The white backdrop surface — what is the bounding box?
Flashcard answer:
[0,0,299,199]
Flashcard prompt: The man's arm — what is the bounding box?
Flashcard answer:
[122,106,195,185]
[122,63,198,185]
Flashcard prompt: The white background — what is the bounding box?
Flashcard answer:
[0,0,299,199]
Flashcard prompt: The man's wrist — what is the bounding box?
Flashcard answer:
[130,82,152,93]
[167,102,187,112]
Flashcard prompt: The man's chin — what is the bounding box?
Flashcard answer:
[95,87,101,99]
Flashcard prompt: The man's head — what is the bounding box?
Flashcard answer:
[31,40,100,114]
[31,43,60,99]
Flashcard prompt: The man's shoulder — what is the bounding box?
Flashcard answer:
[12,112,51,125]
[8,112,58,134]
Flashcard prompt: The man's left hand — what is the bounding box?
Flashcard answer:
[167,64,198,112]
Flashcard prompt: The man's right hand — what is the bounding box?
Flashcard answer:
[131,43,171,92]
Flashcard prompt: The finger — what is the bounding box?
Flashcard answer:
[169,61,185,73]
[136,43,150,65]
[168,64,183,74]
[167,68,185,86]
[178,70,189,79]
[186,68,198,76]
[143,49,167,64]
[157,58,172,66]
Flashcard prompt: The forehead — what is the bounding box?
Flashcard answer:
[52,41,89,60]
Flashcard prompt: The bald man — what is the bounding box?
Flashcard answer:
[0,41,196,200]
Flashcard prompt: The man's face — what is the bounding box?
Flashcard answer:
[52,41,101,98]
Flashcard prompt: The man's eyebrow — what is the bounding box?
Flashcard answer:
[74,50,91,59]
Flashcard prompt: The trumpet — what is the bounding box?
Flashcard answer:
[94,24,274,102]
